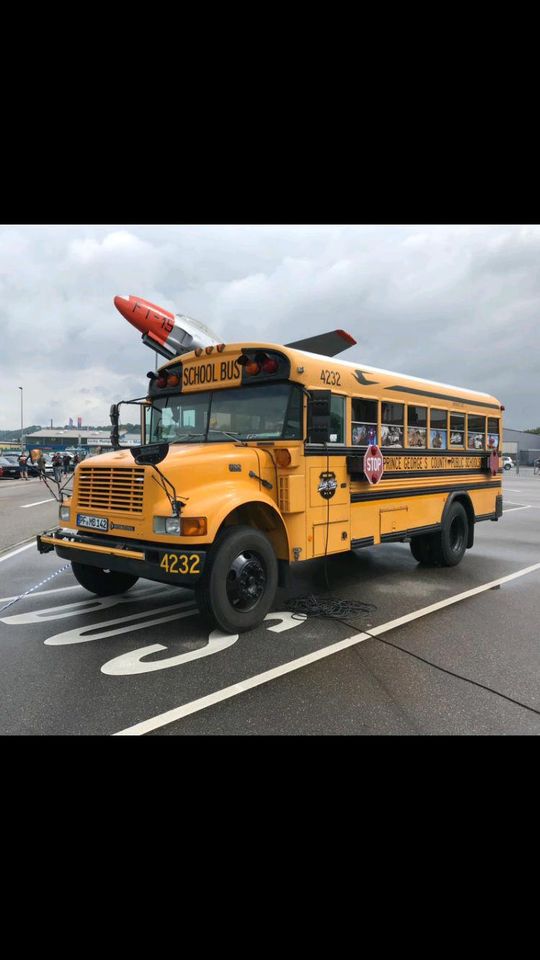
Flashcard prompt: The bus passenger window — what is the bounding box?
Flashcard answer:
[329,395,345,443]
[430,409,447,449]
[468,415,486,450]
[352,398,378,446]
[450,414,465,446]
[407,406,427,447]
[381,402,404,448]
[487,417,499,450]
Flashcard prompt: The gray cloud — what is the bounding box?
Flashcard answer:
[0,225,538,430]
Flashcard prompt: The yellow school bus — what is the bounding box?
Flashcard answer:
[37,342,503,633]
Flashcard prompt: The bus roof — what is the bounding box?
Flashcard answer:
[164,341,502,409]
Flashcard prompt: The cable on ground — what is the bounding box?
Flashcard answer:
[0,564,71,615]
[286,598,540,720]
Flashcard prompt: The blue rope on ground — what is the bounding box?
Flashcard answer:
[0,564,71,615]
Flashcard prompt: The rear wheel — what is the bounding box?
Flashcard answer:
[195,525,278,634]
[410,502,469,568]
[410,534,441,564]
[438,502,468,566]
[71,561,139,596]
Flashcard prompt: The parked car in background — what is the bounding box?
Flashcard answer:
[0,455,54,478]
[503,456,515,471]
[0,456,22,479]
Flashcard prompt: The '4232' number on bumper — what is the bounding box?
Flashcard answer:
[160,553,201,575]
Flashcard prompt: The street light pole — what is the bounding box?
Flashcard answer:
[19,386,23,452]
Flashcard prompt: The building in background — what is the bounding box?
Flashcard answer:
[503,429,540,465]
[24,429,125,455]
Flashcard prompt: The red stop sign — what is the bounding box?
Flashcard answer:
[363,444,384,485]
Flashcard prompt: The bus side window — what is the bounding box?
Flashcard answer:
[407,405,427,448]
[468,415,486,450]
[352,398,378,446]
[430,409,447,449]
[487,417,499,450]
[329,395,345,443]
[381,402,404,448]
[450,413,465,446]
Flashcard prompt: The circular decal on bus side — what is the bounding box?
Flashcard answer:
[318,471,338,499]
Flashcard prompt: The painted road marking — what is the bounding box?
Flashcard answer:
[45,601,197,645]
[20,499,55,508]
[0,542,35,564]
[102,629,239,675]
[114,560,540,735]
[1,583,174,625]
[0,581,178,606]
[101,611,307,676]
[0,585,88,604]
[503,506,532,513]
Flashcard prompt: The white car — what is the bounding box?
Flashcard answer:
[503,456,514,470]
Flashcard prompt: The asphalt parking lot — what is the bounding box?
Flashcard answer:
[1,469,539,735]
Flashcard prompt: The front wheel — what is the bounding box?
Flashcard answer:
[71,561,139,596]
[195,525,278,634]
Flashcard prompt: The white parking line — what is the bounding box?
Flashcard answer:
[20,499,55,509]
[0,542,35,564]
[114,559,540,736]
[504,506,532,513]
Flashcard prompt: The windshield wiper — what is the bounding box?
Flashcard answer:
[207,429,247,445]
[170,431,246,445]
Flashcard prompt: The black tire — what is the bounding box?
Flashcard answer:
[438,501,469,567]
[195,525,278,634]
[410,533,442,565]
[504,463,511,471]
[71,561,139,596]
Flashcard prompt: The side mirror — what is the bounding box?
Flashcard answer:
[130,443,169,466]
[307,389,332,444]
[110,404,120,450]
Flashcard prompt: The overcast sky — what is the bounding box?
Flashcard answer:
[1,224,538,431]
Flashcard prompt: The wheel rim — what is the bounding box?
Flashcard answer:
[449,516,465,553]
[226,550,267,611]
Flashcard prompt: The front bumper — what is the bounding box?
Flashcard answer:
[37,528,207,587]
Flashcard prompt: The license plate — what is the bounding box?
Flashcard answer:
[77,513,109,531]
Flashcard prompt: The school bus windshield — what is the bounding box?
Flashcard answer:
[148,382,303,443]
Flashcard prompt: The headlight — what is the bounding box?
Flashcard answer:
[153,516,207,536]
[165,517,181,535]
[59,506,70,521]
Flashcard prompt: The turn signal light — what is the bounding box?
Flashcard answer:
[238,351,280,376]
[275,448,292,467]
[181,517,207,536]
[245,361,261,376]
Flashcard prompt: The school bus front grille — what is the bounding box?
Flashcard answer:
[76,467,146,514]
